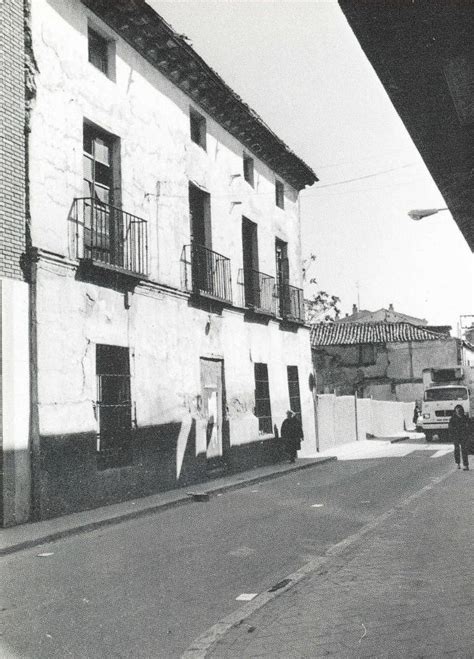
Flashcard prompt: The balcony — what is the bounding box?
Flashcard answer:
[182,243,233,304]
[278,284,305,324]
[238,268,277,317]
[72,198,148,279]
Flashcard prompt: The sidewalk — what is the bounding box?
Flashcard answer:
[207,467,473,658]
[0,456,335,556]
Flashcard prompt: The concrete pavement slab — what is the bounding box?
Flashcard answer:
[0,456,336,556]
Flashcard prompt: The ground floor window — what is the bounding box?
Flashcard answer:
[254,362,272,434]
[287,365,302,419]
[96,344,132,469]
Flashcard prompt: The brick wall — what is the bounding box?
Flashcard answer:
[0,0,26,280]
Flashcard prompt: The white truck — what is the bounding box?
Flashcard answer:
[421,366,474,441]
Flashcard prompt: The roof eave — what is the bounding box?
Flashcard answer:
[82,0,318,191]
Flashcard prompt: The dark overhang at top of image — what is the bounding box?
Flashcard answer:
[82,0,318,191]
[339,0,474,251]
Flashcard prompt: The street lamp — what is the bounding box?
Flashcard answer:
[408,207,448,221]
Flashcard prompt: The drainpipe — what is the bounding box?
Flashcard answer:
[27,250,41,521]
[24,0,40,521]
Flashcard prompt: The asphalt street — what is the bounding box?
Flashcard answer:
[1,441,455,658]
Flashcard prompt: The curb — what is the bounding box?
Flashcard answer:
[0,456,336,557]
[390,436,409,443]
[182,465,455,658]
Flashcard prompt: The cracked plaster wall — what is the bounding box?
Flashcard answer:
[29,0,316,457]
[35,262,316,451]
[29,0,303,291]
[313,339,461,403]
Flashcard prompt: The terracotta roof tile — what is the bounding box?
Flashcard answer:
[310,322,447,347]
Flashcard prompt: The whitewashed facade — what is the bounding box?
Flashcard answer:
[25,0,318,519]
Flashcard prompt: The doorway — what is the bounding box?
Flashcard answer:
[200,358,225,462]
[242,217,259,308]
[275,239,289,317]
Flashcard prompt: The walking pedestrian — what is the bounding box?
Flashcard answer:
[413,403,421,426]
[449,405,471,471]
[281,410,303,463]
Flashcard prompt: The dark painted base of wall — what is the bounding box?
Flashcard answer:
[37,422,286,520]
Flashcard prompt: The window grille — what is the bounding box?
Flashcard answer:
[254,363,272,434]
[96,345,132,469]
[287,365,302,418]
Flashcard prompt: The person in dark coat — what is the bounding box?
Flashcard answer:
[449,405,471,471]
[281,410,303,463]
[413,403,421,426]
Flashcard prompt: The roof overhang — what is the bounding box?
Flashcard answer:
[339,1,474,251]
[82,0,318,191]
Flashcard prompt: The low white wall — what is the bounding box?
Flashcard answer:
[316,394,415,453]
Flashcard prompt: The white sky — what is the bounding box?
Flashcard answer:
[152,0,473,331]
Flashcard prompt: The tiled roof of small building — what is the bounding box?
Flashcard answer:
[310,322,447,347]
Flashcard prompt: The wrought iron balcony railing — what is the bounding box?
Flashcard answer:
[182,243,232,303]
[238,268,277,316]
[278,284,305,323]
[72,198,148,277]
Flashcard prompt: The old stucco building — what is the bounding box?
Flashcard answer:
[4,0,319,522]
[311,322,474,403]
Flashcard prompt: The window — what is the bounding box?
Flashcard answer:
[275,180,284,209]
[189,183,211,249]
[96,345,132,469]
[88,26,114,79]
[360,344,376,366]
[424,387,468,402]
[339,345,376,367]
[242,218,259,307]
[254,363,272,434]
[287,366,302,419]
[189,183,213,294]
[190,109,207,149]
[275,238,289,316]
[243,154,254,187]
[83,122,121,263]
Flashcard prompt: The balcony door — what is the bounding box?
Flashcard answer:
[189,183,212,294]
[242,217,259,308]
[275,239,289,317]
[83,123,121,265]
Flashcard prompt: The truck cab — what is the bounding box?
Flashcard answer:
[422,385,469,441]
[421,366,473,442]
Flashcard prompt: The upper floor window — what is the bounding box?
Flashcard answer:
[88,25,115,80]
[190,109,207,150]
[275,180,284,209]
[360,344,376,366]
[83,122,121,263]
[243,154,254,187]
